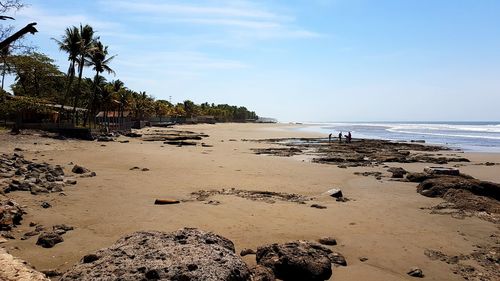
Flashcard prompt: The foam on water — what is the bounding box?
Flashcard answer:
[293,122,500,152]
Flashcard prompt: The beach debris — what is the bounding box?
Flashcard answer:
[424,166,460,176]
[359,257,368,262]
[141,168,149,171]
[318,237,337,246]
[129,166,140,170]
[325,188,343,198]
[202,143,213,147]
[387,167,407,178]
[240,248,256,256]
[71,165,90,174]
[60,228,251,281]
[154,198,180,205]
[36,232,63,248]
[191,189,309,204]
[0,199,24,230]
[311,204,327,209]
[256,240,345,281]
[407,267,424,278]
[250,265,275,281]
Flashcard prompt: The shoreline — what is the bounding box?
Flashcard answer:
[1,123,499,280]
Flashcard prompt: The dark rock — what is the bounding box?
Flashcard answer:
[251,265,275,281]
[329,252,347,266]
[388,167,407,178]
[53,224,74,235]
[359,257,368,262]
[406,172,430,183]
[311,204,327,209]
[60,228,250,281]
[41,202,52,209]
[36,232,64,248]
[256,240,333,281]
[82,254,99,263]
[240,248,256,256]
[318,237,337,246]
[407,267,424,278]
[71,165,90,174]
[65,179,77,185]
[417,176,500,200]
[0,199,24,230]
[326,188,343,198]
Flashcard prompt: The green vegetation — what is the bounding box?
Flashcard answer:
[0,1,258,127]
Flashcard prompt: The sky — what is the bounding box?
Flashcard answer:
[5,0,500,122]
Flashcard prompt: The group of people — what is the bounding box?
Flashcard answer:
[328,131,352,143]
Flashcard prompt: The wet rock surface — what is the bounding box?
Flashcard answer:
[191,188,310,204]
[256,241,345,281]
[60,228,251,281]
[246,137,469,167]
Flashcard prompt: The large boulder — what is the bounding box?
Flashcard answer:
[417,176,500,200]
[60,228,251,281]
[36,232,63,248]
[256,241,338,281]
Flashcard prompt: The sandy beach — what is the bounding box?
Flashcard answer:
[1,123,499,280]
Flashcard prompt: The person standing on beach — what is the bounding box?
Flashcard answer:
[329,133,332,143]
[347,131,352,143]
[338,132,342,143]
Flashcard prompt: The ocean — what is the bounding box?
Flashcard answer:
[293,122,500,152]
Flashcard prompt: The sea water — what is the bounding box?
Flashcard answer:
[293,122,500,152]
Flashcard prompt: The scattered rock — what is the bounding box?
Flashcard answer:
[318,237,337,246]
[0,199,24,230]
[387,167,407,178]
[359,257,368,262]
[311,204,327,209]
[40,202,51,209]
[71,165,90,174]
[256,241,335,281]
[53,224,74,235]
[141,168,150,172]
[65,179,77,185]
[240,248,256,256]
[60,228,251,281]
[36,232,63,248]
[407,267,424,278]
[326,188,343,198]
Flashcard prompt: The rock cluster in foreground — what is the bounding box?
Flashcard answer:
[61,228,346,281]
[0,152,82,195]
[60,228,251,281]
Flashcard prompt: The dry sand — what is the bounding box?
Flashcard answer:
[1,123,499,280]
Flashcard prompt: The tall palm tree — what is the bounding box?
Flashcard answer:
[53,26,80,109]
[86,41,115,127]
[73,24,97,120]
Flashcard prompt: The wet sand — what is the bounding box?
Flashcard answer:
[1,123,499,280]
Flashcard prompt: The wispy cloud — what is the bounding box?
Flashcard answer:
[100,0,321,40]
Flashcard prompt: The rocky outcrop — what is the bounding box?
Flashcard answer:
[60,228,251,281]
[256,241,344,281]
[0,248,50,281]
[417,176,500,200]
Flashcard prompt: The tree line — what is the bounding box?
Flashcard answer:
[0,2,258,125]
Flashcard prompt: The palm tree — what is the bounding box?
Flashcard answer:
[73,24,97,120]
[53,26,80,110]
[86,40,115,127]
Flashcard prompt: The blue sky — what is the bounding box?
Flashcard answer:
[7,0,500,121]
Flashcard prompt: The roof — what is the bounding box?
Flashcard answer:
[96,111,131,118]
